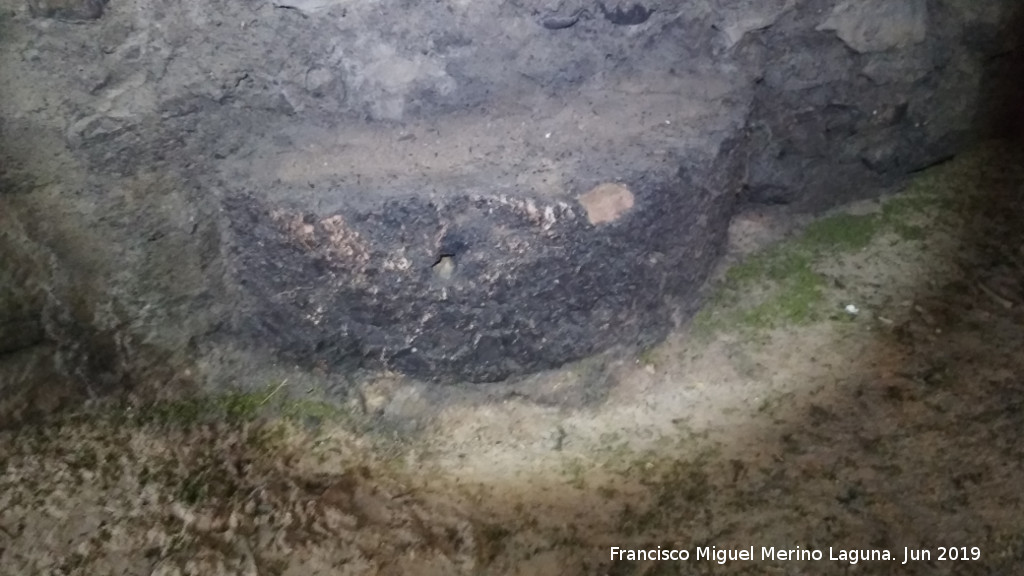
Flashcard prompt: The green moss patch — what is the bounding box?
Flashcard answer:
[690,147,992,340]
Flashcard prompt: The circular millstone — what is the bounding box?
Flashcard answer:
[223,101,745,382]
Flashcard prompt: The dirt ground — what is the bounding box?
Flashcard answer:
[2,142,1023,575]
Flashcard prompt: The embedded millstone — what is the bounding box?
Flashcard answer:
[225,166,736,382]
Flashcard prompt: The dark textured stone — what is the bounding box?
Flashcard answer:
[28,0,106,21]
[598,3,653,26]
[0,317,44,355]
[224,163,736,382]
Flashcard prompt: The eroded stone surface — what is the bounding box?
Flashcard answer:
[715,0,795,49]
[817,0,928,54]
[28,0,106,21]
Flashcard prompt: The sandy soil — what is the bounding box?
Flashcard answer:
[2,142,1023,575]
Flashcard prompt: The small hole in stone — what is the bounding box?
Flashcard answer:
[432,254,456,280]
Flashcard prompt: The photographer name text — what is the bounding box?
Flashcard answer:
[610,545,982,565]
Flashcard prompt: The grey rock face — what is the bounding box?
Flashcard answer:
[817,0,928,53]
[1,0,1022,390]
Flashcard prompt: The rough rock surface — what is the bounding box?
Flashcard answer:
[0,0,1022,395]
